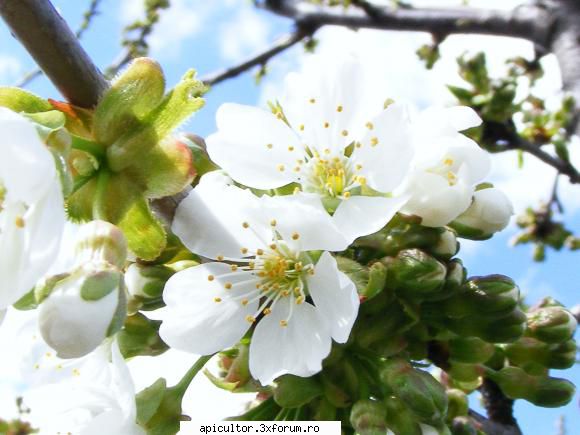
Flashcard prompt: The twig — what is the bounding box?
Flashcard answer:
[201,25,316,87]
[259,0,554,48]
[549,175,564,213]
[12,0,102,88]
[0,0,108,108]
[479,378,523,435]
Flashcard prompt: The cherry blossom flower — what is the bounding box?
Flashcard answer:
[206,57,413,243]
[159,172,359,385]
[0,108,65,309]
[401,106,491,227]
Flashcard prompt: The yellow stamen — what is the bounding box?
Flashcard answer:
[214,297,222,303]
[208,275,215,281]
[15,216,25,228]
[279,320,288,327]
[370,137,379,146]
[337,105,343,112]
[224,282,233,290]
[246,315,256,323]
[277,164,285,172]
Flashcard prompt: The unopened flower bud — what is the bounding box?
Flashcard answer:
[380,359,448,425]
[38,266,127,358]
[447,308,526,343]
[432,228,459,260]
[451,188,513,240]
[450,417,477,435]
[350,400,388,435]
[74,220,128,269]
[444,260,467,293]
[449,337,495,364]
[386,249,446,297]
[384,396,423,435]
[526,306,577,344]
[445,389,468,420]
[444,275,519,319]
[117,312,168,358]
[547,339,577,370]
[125,263,174,299]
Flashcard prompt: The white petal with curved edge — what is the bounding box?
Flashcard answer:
[414,106,481,143]
[249,298,331,385]
[0,107,56,203]
[353,103,414,192]
[160,263,259,355]
[263,193,350,252]
[282,56,363,153]
[207,103,302,189]
[332,195,409,244]
[172,172,271,259]
[403,172,473,227]
[446,138,491,184]
[307,252,359,343]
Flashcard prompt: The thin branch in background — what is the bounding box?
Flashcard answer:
[201,25,317,87]
[549,175,564,213]
[12,0,102,88]
[105,0,170,77]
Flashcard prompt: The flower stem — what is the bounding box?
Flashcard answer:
[173,354,214,398]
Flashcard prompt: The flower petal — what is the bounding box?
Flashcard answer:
[172,172,271,259]
[353,103,414,192]
[332,195,409,244]
[206,103,302,189]
[307,252,359,343]
[415,106,481,141]
[263,193,350,252]
[159,262,259,355]
[249,297,331,385]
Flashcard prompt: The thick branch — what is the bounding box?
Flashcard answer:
[201,26,316,86]
[0,0,107,108]
[260,0,554,48]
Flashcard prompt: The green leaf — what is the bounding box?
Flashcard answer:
[0,87,52,113]
[446,85,473,104]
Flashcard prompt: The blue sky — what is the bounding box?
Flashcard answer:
[1,0,578,432]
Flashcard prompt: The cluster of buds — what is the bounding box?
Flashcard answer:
[208,213,577,433]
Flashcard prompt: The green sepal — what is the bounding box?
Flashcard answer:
[117,312,168,358]
[23,110,66,139]
[66,176,98,222]
[449,221,490,241]
[107,69,206,172]
[385,249,447,297]
[449,337,495,364]
[13,289,38,311]
[274,375,323,408]
[136,378,168,427]
[384,396,423,435]
[79,269,121,301]
[94,57,166,145]
[0,87,52,113]
[526,306,577,344]
[350,399,388,435]
[226,397,281,421]
[204,369,240,392]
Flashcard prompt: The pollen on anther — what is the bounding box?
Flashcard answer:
[309,98,316,104]
[269,243,277,250]
[217,255,224,261]
[323,121,330,128]
[296,296,305,305]
[366,122,374,130]
[207,275,215,281]
[230,265,238,272]
[337,105,343,112]
[15,216,25,228]
[224,282,233,290]
[241,247,249,254]
[344,191,351,198]
[444,158,454,166]
[246,315,256,323]
[292,232,300,240]
[355,164,363,171]
[241,299,249,306]
[341,130,348,136]
[256,248,264,255]
[72,368,81,376]
[357,176,367,185]
[242,221,250,228]
[263,308,272,315]
[370,137,379,146]
[279,320,288,327]
[299,124,305,131]
[270,219,277,227]
[277,164,285,172]
[214,297,222,303]
[288,146,295,151]
[266,143,273,149]
[355,142,362,148]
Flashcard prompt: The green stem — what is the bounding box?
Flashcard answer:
[173,354,214,398]
[71,136,106,160]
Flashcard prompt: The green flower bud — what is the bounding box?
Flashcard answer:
[547,339,577,369]
[125,263,174,299]
[447,308,526,343]
[274,374,323,408]
[487,367,576,407]
[183,134,219,178]
[444,275,519,319]
[504,337,551,372]
[380,359,448,425]
[384,396,423,435]
[448,363,483,383]
[117,312,168,358]
[450,188,513,240]
[444,260,467,293]
[386,249,447,297]
[350,400,388,435]
[449,337,495,364]
[446,389,469,421]
[526,306,577,344]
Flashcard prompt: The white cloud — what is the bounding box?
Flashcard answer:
[219,7,272,62]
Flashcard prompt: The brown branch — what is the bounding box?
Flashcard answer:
[201,25,317,87]
[478,378,523,435]
[12,0,102,88]
[0,0,108,108]
[259,0,554,48]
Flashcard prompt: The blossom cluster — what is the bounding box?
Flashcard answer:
[0,55,551,434]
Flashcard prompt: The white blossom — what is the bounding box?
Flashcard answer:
[206,56,413,243]
[402,106,491,227]
[453,187,514,237]
[0,107,65,309]
[160,172,359,385]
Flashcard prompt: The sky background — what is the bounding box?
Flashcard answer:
[0,0,579,433]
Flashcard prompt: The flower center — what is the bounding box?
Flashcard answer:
[427,156,458,186]
[302,153,363,199]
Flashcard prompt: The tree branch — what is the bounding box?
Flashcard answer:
[259,0,554,48]
[12,0,103,89]
[201,25,317,87]
[0,0,107,108]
